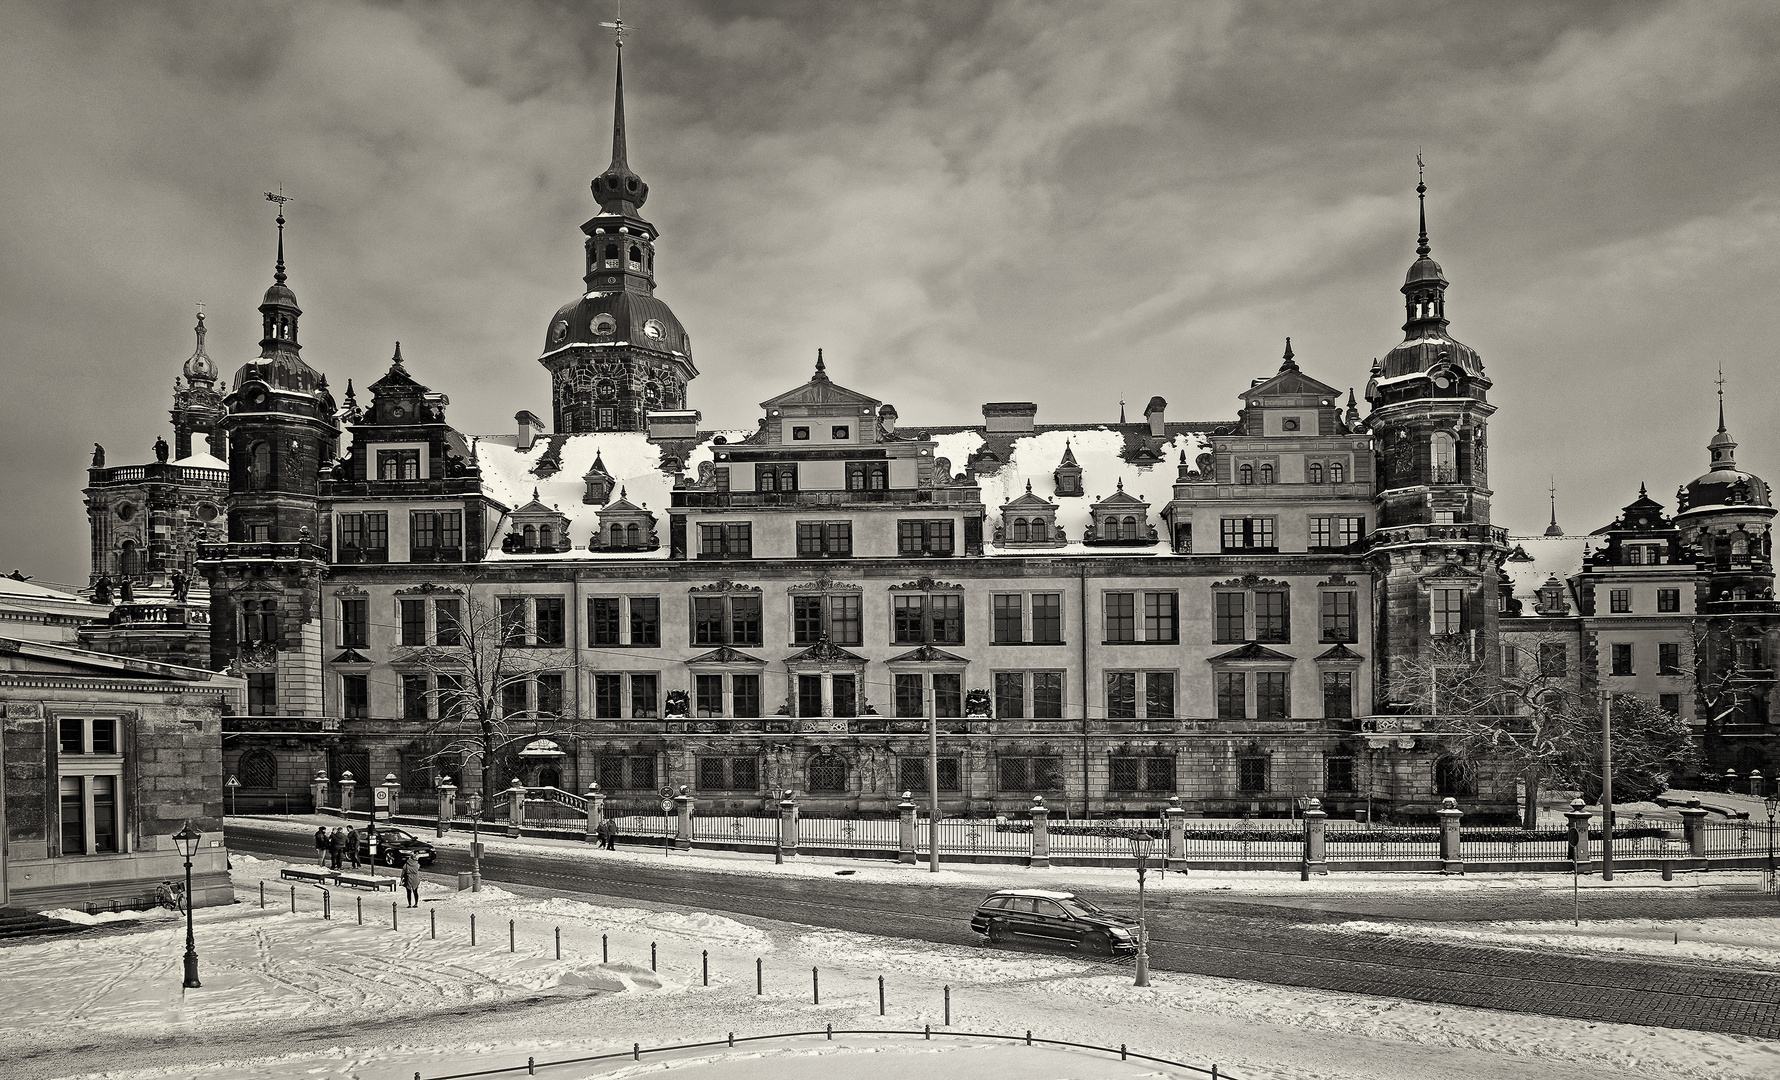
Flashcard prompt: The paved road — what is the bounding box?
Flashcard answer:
[229,824,1780,1039]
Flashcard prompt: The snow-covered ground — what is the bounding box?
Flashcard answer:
[6,852,1778,1080]
[1322,916,1780,970]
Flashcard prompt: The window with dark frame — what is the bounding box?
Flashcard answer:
[1324,756,1355,793]
[1539,641,1567,678]
[1659,693,1681,715]
[247,672,277,716]
[1214,592,1246,643]
[996,756,1061,792]
[342,673,368,719]
[699,523,753,558]
[1659,642,1681,675]
[846,461,888,491]
[1309,516,1364,550]
[401,674,429,720]
[1216,672,1245,720]
[1657,588,1681,613]
[1432,589,1467,635]
[434,599,460,646]
[1220,517,1275,551]
[1253,591,1288,643]
[894,673,923,718]
[1238,756,1268,793]
[1611,642,1634,676]
[534,597,566,646]
[1256,672,1289,720]
[1320,591,1357,643]
[897,519,954,555]
[796,521,852,557]
[693,595,763,646]
[401,599,427,646]
[1610,589,1631,614]
[340,598,368,648]
[892,593,963,644]
[901,756,962,792]
[1322,671,1353,719]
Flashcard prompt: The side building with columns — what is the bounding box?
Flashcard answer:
[194,51,1516,823]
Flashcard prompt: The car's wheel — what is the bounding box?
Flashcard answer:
[1081,932,1113,957]
[986,921,1007,945]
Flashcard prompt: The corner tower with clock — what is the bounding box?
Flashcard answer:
[539,41,695,434]
[1363,172,1508,703]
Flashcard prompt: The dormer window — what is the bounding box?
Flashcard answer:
[377,449,420,481]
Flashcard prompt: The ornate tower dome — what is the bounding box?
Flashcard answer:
[538,38,695,435]
[171,311,226,459]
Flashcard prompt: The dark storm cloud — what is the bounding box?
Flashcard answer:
[2,0,1778,583]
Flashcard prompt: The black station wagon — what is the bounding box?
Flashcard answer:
[969,889,1139,955]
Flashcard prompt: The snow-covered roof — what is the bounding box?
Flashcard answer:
[1501,534,1592,611]
[173,452,228,470]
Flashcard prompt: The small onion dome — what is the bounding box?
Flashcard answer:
[1405,253,1445,286]
[517,738,566,759]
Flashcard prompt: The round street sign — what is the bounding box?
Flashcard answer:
[661,800,673,814]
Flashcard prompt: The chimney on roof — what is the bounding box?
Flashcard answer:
[878,404,897,437]
[515,410,546,452]
[982,401,1037,434]
[1145,396,1167,438]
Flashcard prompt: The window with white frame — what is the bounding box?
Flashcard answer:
[588,596,661,646]
[1309,516,1365,551]
[57,716,124,856]
[692,671,763,718]
[992,592,1064,644]
[792,590,862,646]
[692,593,763,646]
[1102,591,1178,644]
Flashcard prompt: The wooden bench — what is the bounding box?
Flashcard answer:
[334,872,397,892]
[280,867,336,885]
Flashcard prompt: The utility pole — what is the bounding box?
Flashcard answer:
[929,710,941,873]
[1600,690,1614,882]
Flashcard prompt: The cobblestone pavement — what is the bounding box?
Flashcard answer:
[231,826,1780,1040]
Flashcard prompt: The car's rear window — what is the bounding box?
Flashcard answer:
[980,896,1010,910]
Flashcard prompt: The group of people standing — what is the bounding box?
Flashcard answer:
[312,824,423,908]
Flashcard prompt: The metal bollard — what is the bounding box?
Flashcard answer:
[290,884,296,913]
[510,919,515,953]
[526,1057,534,1076]
[728,1033,734,1048]
[602,933,608,963]
[924,1024,930,1041]
[556,927,561,960]
[826,1023,832,1041]
[431,909,436,939]
[813,967,819,1004]
[392,902,398,931]
[1121,1044,1127,1060]
[943,984,950,1026]
[879,975,885,1015]
[1662,860,1674,881]
[756,957,762,995]
[357,897,362,925]
[471,913,476,946]
[702,950,708,986]
[651,942,657,971]
[632,1043,639,1061]
[324,892,330,921]
[1025,1031,1031,1045]
[260,881,265,908]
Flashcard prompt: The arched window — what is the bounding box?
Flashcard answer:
[628,245,641,265]
[1330,462,1345,483]
[1259,464,1274,484]
[604,243,619,263]
[239,749,277,789]
[610,524,624,546]
[538,525,553,550]
[1012,518,1029,542]
[1431,432,1457,482]
[118,540,140,580]
[809,757,847,793]
[522,524,537,549]
[250,442,271,480]
[1239,464,1253,485]
[536,767,561,791]
[626,523,640,545]
[870,468,886,490]
[1122,516,1138,539]
[847,464,866,491]
[1308,462,1324,484]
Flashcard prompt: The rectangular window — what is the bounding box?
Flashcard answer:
[792,594,862,646]
[594,674,623,718]
[1659,693,1681,716]
[1253,591,1289,643]
[731,757,759,790]
[377,448,420,480]
[409,511,462,560]
[730,596,762,646]
[696,674,725,717]
[91,775,117,854]
[694,595,762,646]
[1431,589,1467,635]
[1657,588,1681,613]
[339,513,363,552]
[699,523,753,558]
[436,673,463,719]
[435,599,461,646]
[1106,672,1137,719]
[897,519,954,555]
[1320,591,1357,643]
[534,598,566,647]
[501,679,527,718]
[1238,756,1268,793]
[1215,593,1246,643]
[993,595,1022,644]
[1031,593,1062,643]
[1539,641,1568,678]
[1322,671,1353,719]
[1256,672,1289,720]
[590,598,622,646]
[994,671,1024,718]
[341,598,368,648]
[733,674,761,718]
[893,594,962,644]
[1144,592,1179,644]
[833,673,858,717]
[60,777,84,855]
[713,467,730,492]
[1610,589,1631,614]
[363,512,388,554]
[617,597,654,646]
[698,756,725,789]
[798,675,823,718]
[1216,672,1245,720]
[933,673,963,718]
[1309,516,1365,551]
[535,672,564,716]
[996,756,1060,792]
[401,599,427,646]
[499,598,526,645]
[796,521,852,557]
[894,673,924,718]
[846,461,888,491]
[1659,642,1681,675]
[827,594,861,646]
[1324,756,1355,793]
[1104,593,1135,643]
[89,718,115,755]
[1144,672,1175,719]
[247,672,276,716]
[1611,642,1634,676]
[1220,517,1276,551]
[792,596,823,644]
[1109,756,1170,791]
[59,717,84,754]
[1033,672,1063,718]
[402,674,429,720]
[630,673,659,718]
[342,673,368,719]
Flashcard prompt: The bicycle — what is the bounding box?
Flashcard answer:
[155,880,186,913]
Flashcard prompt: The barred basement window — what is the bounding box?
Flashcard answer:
[598,756,656,790]
[808,758,847,793]
[1434,757,1474,796]
[899,757,961,792]
[698,757,761,790]
[996,756,1061,792]
[1109,755,1173,792]
[1238,756,1268,793]
[1324,756,1355,793]
[239,749,277,789]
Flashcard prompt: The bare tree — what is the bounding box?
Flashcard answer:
[1388,634,1696,827]
[399,595,575,798]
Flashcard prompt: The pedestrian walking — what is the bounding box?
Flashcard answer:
[345,826,362,869]
[329,826,347,870]
[314,825,330,867]
[401,853,422,908]
[597,816,617,851]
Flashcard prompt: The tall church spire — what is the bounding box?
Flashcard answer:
[591,41,648,218]
[258,207,303,359]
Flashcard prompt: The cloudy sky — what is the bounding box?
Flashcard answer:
[3,0,1778,585]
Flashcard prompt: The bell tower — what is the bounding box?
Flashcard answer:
[171,310,226,460]
[1364,165,1507,703]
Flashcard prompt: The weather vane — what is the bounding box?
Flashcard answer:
[264,188,292,218]
[600,0,629,46]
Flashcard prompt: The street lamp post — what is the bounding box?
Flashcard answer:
[1131,833,1153,987]
[225,776,239,818]
[467,791,484,892]
[1764,791,1778,896]
[172,821,203,989]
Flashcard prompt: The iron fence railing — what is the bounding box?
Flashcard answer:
[1324,826,1441,861]
[691,815,781,846]
[800,817,901,851]
[1456,827,1571,862]
[926,819,1030,856]
[1703,820,1768,857]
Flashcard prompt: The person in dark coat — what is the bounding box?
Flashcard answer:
[401,853,422,908]
[345,827,362,869]
[596,816,617,851]
[314,826,330,866]
[328,826,347,870]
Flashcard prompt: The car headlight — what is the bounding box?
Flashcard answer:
[1107,927,1133,939]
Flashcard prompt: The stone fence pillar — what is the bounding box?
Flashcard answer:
[437,779,456,837]
[339,773,357,819]
[310,771,330,816]
[1302,797,1328,876]
[506,779,526,838]
[1164,795,1188,869]
[898,793,918,865]
[584,784,604,843]
[674,785,694,851]
[778,791,799,860]
[1029,796,1050,869]
[1438,797,1464,875]
[1565,797,1594,873]
[1679,797,1709,858]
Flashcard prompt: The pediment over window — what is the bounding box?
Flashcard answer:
[394,583,462,596]
[685,646,767,666]
[390,646,463,671]
[1314,644,1365,666]
[690,578,760,594]
[330,648,373,667]
[785,639,868,667]
[1207,642,1295,665]
[886,645,969,665]
[1211,575,1288,590]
